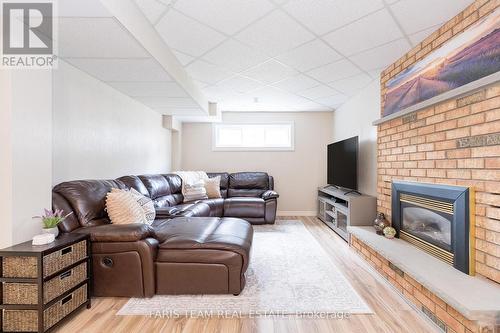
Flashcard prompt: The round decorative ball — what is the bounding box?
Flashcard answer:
[383,226,396,239]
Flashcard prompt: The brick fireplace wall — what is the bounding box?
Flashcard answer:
[377,0,500,283]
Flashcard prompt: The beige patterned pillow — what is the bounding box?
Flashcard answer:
[129,188,156,225]
[106,188,146,224]
[204,176,222,199]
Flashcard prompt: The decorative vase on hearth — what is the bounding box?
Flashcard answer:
[373,212,389,235]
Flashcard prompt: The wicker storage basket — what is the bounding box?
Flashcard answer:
[2,256,38,278]
[2,285,87,332]
[42,240,87,277]
[2,262,87,305]
[44,262,87,303]
[2,283,38,305]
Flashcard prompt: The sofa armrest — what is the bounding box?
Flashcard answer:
[155,206,181,218]
[72,223,154,242]
[261,190,279,200]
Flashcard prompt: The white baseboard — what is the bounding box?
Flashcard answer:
[277,211,316,216]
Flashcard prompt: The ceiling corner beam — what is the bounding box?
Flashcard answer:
[100,0,210,115]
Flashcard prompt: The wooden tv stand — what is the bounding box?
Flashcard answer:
[317,186,376,241]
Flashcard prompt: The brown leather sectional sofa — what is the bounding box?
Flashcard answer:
[52,172,278,297]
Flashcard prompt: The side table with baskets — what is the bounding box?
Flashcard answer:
[0,233,91,332]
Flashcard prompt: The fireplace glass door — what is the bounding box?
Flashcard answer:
[401,204,453,252]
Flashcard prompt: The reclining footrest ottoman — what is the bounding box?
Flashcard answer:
[152,217,253,295]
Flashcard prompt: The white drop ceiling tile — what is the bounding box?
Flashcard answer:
[323,9,404,56]
[186,60,233,84]
[408,24,441,46]
[58,0,111,17]
[316,94,349,107]
[249,87,310,106]
[157,0,173,5]
[241,60,298,84]
[136,96,199,108]
[134,0,167,24]
[275,39,342,72]
[58,18,148,58]
[328,73,373,96]
[156,10,226,56]
[306,59,361,83]
[283,0,385,35]
[235,11,315,57]
[295,101,333,111]
[202,39,271,72]
[194,80,209,89]
[174,0,275,35]
[65,58,172,82]
[390,0,473,35]
[216,76,263,93]
[271,74,319,93]
[172,50,196,65]
[298,84,338,99]
[108,82,187,97]
[349,38,411,71]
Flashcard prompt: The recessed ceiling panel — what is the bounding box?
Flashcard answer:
[276,39,342,72]
[202,39,271,72]
[390,0,473,35]
[216,76,263,94]
[349,38,411,72]
[272,74,319,93]
[328,73,373,96]
[174,0,275,35]
[306,59,361,83]
[58,0,112,17]
[241,60,298,84]
[323,9,404,56]
[284,0,385,35]
[298,84,338,100]
[235,11,315,56]
[186,60,233,84]
[155,10,226,56]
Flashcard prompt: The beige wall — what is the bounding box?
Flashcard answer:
[181,112,333,214]
[332,80,380,196]
[52,61,172,184]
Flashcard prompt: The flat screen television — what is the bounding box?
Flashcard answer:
[327,136,358,190]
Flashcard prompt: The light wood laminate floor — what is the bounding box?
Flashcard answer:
[56,216,438,333]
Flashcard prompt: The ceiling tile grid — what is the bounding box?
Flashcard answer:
[60,0,475,114]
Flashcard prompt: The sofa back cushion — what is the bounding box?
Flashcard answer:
[53,179,127,227]
[207,172,229,198]
[228,172,269,198]
[117,175,150,197]
[163,174,184,205]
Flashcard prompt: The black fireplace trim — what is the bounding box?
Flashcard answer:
[391,181,471,274]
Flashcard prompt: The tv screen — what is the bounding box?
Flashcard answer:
[327,136,358,190]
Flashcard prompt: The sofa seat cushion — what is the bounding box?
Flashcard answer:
[223,197,265,218]
[175,202,211,217]
[153,217,252,267]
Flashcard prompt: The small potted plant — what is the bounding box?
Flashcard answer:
[33,209,72,238]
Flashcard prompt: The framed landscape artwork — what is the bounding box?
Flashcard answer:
[383,9,500,117]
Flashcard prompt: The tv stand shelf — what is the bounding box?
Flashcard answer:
[317,186,376,241]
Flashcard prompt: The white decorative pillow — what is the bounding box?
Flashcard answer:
[183,180,208,202]
[106,188,146,225]
[129,188,156,225]
[204,176,222,199]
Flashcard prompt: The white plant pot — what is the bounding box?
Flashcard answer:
[43,227,59,238]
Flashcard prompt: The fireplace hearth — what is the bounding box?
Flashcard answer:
[392,181,474,275]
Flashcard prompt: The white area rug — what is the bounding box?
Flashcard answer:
[118,220,372,316]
